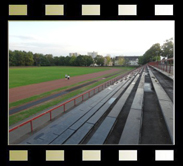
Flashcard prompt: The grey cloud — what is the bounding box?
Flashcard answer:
[10,35,37,41]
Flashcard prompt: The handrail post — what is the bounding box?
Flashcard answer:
[74,99,76,106]
[169,63,171,73]
[50,111,52,121]
[64,104,65,112]
[30,121,33,132]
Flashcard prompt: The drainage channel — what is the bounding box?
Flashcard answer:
[140,66,172,144]
[103,70,143,144]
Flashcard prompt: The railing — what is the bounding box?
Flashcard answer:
[9,66,142,143]
[148,58,173,75]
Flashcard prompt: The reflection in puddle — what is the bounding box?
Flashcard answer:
[144,83,153,92]
[108,97,116,104]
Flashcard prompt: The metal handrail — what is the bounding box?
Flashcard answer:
[148,58,173,75]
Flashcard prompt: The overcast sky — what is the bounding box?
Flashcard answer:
[9,21,174,57]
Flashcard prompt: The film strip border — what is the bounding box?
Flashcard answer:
[4,1,178,165]
[8,149,176,161]
[8,4,174,16]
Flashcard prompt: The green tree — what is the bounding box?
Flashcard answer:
[161,38,173,59]
[33,53,42,66]
[85,55,93,66]
[140,43,161,65]
[69,55,77,66]
[138,56,144,65]
[118,56,125,66]
[105,55,112,66]
[15,50,26,66]
[94,55,104,66]
[9,50,17,66]
[150,43,162,61]
[76,55,85,66]
[24,51,34,66]
[53,56,59,66]
[39,54,49,66]
[45,54,54,66]
[65,56,71,66]
[59,56,66,66]
[111,57,115,66]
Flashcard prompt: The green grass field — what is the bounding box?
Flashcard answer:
[9,66,111,88]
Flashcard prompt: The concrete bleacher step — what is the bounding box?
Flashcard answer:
[64,123,94,144]
[87,71,141,144]
[87,73,139,126]
[21,70,139,145]
[61,74,137,144]
[87,117,116,144]
[21,88,113,144]
[147,66,173,144]
[51,129,75,144]
[60,71,140,144]
[119,69,145,144]
[108,72,141,117]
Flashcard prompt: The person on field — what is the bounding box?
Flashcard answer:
[65,74,68,80]
[67,75,70,80]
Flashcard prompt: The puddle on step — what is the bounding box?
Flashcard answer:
[108,97,116,104]
[144,83,153,92]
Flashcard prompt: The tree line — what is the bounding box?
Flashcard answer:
[9,50,108,67]
[9,38,173,67]
[138,38,173,65]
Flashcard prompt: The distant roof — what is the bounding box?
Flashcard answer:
[116,56,140,58]
[115,56,140,60]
